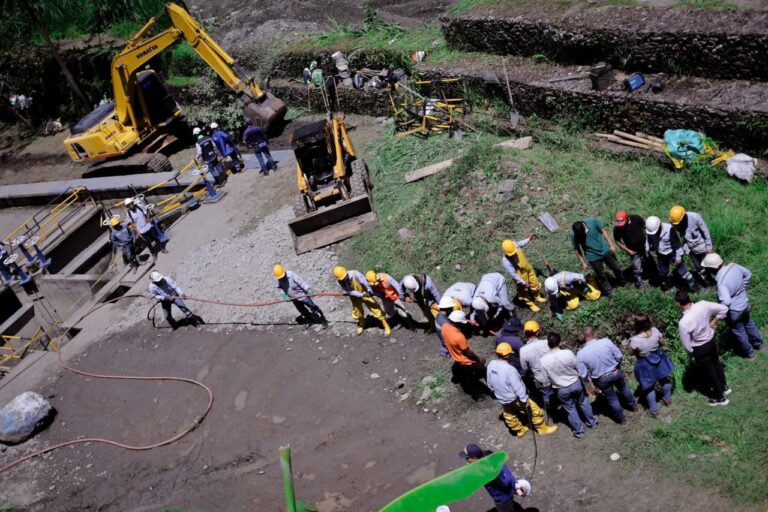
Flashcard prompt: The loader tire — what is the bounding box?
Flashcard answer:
[350,159,370,197]
[293,194,310,218]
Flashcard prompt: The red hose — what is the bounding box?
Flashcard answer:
[0,291,344,473]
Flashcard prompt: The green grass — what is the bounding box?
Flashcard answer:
[678,0,738,8]
[340,123,768,505]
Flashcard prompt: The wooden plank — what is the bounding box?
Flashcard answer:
[613,130,664,148]
[635,132,665,145]
[404,159,455,183]
[294,212,378,254]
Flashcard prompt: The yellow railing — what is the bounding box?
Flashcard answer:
[0,327,52,374]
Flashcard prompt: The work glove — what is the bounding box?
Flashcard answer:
[307,290,315,297]
[348,291,364,298]
[281,292,291,302]
[555,312,564,321]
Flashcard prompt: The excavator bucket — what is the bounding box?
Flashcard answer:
[288,195,377,254]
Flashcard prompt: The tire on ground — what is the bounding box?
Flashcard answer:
[293,193,310,217]
[350,159,370,197]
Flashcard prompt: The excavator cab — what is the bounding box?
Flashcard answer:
[136,70,180,129]
[287,117,377,254]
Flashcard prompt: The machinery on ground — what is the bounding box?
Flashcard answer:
[64,2,285,175]
[287,116,377,254]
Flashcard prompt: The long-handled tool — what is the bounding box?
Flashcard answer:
[501,57,521,128]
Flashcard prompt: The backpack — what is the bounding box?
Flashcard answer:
[198,137,218,163]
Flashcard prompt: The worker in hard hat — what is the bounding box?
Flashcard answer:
[501,236,547,313]
[701,253,764,359]
[495,316,525,375]
[107,215,139,271]
[644,215,697,291]
[333,266,390,336]
[519,320,556,417]
[669,206,713,284]
[471,273,516,335]
[488,343,558,437]
[544,271,601,321]
[459,443,532,511]
[148,271,204,330]
[366,270,414,328]
[570,216,624,296]
[613,210,654,289]
[442,282,476,309]
[195,127,226,186]
[274,263,327,326]
[434,295,461,357]
[442,310,491,401]
[401,273,442,328]
[210,121,244,173]
[124,197,165,261]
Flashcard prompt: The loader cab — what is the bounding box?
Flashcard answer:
[134,70,181,131]
[291,120,338,192]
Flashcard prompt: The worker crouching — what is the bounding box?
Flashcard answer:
[274,263,327,326]
[487,343,558,438]
[544,271,601,321]
[402,273,442,332]
[471,273,517,336]
[366,270,415,329]
[149,271,204,330]
[334,266,391,336]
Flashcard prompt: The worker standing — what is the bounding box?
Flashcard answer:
[471,272,516,335]
[194,127,226,186]
[629,314,675,416]
[210,122,244,172]
[333,266,390,336]
[519,321,556,418]
[543,271,600,320]
[442,310,491,401]
[577,327,638,425]
[676,290,730,406]
[243,118,276,175]
[487,343,558,438]
[401,273,442,328]
[644,216,697,291]
[613,210,653,289]
[541,333,597,438]
[434,295,460,357]
[669,206,713,284]
[149,271,204,330]
[274,263,327,326]
[570,216,625,296]
[701,253,764,359]
[500,236,547,312]
[108,215,139,271]
[366,271,414,328]
[125,198,164,261]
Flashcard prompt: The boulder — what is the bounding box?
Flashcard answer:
[0,392,54,444]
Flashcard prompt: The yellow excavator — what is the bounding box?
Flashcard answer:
[64,2,286,174]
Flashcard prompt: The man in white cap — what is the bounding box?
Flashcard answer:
[471,273,516,336]
[544,271,600,320]
[644,215,697,291]
[702,253,764,359]
[148,271,203,330]
[442,310,490,401]
[210,121,244,172]
[125,197,164,260]
[401,273,442,329]
[195,127,225,185]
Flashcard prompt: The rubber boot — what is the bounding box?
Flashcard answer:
[514,425,530,437]
[381,318,392,337]
[356,321,365,335]
[527,301,541,313]
[535,294,547,303]
[535,424,558,435]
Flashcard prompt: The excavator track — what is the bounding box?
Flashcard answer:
[86,153,172,177]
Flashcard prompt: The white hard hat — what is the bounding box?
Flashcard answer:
[701,252,724,269]
[436,507,451,512]
[544,277,559,295]
[150,271,163,282]
[515,478,532,497]
[192,127,202,136]
[448,310,467,323]
[124,197,134,206]
[438,296,456,310]
[209,122,219,130]
[402,275,419,292]
[471,296,488,312]
[645,216,661,235]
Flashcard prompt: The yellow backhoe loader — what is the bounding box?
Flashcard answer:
[287,115,377,254]
[63,2,286,174]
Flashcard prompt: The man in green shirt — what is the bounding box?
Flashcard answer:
[570,216,625,296]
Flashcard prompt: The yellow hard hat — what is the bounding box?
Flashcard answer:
[273,263,286,279]
[496,342,514,357]
[669,205,686,225]
[333,265,348,280]
[501,239,517,256]
[524,320,540,333]
[365,270,379,285]
[108,215,120,227]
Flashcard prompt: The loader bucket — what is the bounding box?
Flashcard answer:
[288,195,377,254]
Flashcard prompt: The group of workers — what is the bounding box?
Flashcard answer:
[107,196,170,271]
[193,119,277,179]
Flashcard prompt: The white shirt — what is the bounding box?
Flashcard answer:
[540,348,585,389]
[519,338,551,387]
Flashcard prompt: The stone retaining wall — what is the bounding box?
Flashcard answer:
[441,13,768,81]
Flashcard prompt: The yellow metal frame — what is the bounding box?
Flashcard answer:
[0,327,52,374]
[295,116,357,202]
[389,80,465,138]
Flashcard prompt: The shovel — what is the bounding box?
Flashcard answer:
[501,57,521,128]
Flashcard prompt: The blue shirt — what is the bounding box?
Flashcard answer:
[716,263,752,312]
[211,129,237,157]
[242,125,268,146]
[485,462,516,504]
[577,338,623,379]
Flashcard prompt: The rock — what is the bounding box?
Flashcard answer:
[398,392,410,402]
[687,453,698,460]
[420,387,433,401]
[663,415,673,425]
[398,227,412,241]
[455,263,462,272]
[609,453,621,461]
[520,195,529,205]
[495,179,516,203]
[370,373,380,379]
[0,391,54,443]
[422,375,437,385]
[474,170,486,181]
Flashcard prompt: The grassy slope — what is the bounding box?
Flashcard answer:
[340,126,768,505]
